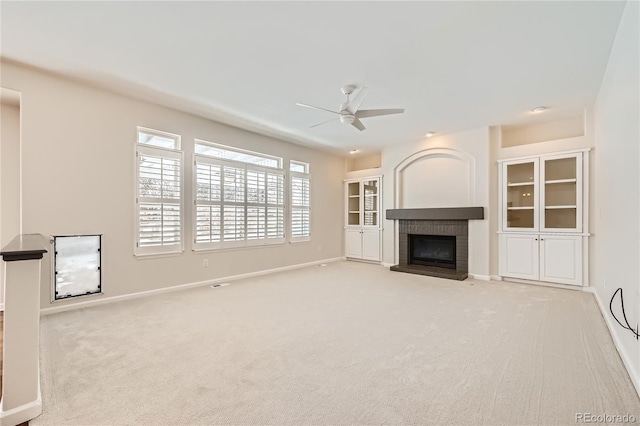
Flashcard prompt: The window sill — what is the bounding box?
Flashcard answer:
[193,242,285,254]
[289,238,311,244]
[134,250,184,259]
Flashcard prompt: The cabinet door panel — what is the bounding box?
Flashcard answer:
[503,159,539,231]
[362,178,380,228]
[499,234,539,280]
[361,229,381,261]
[346,181,361,226]
[540,153,582,232]
[345,229,363,258]
[540,235,582,285]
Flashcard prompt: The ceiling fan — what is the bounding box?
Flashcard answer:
[296,85,404,131]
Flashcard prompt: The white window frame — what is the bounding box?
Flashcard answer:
[195,139,283,169]
[289,160,311,243]
[193,140,285,251]
[135,128,184,257]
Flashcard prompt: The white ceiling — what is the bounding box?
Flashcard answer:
[0,1,626,155]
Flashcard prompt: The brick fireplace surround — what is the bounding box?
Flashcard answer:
[386,208,484,281]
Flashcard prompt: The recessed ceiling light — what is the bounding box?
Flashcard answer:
[531,106,548,113]
[425,132,436,138]
[349,149,359,155]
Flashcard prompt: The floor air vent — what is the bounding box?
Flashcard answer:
[210,283,231,289]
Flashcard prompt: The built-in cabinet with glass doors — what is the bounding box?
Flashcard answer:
[499,151,588,286]
[345,177,381,262]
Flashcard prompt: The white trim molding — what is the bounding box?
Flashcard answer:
[40,257,344,316]
[0,394,42,426]
[585,287,640,399]
[469,274,491,281]
[393,147,476,209]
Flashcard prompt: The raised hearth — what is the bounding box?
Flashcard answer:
[386,208,484,281]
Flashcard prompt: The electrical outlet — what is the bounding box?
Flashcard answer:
[203,259,209,267]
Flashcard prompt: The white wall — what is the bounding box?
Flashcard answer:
[400,154,470,208]
[375,128,491,277]
[0,61,345,310]
[593,1,640,390]
[0,102,21,307]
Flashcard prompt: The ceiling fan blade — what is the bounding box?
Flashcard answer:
[345,86,368,114]
[310,117,339,128]
[356,108,405,118]
[296,102,341,115]
[351,118,366,131]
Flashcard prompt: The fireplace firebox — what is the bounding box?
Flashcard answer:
[409,234,456,269]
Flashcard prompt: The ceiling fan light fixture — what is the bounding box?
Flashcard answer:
[425,131,436,138]
[349,149,359,155]
[531,106,548,113]
[340,114,356,125]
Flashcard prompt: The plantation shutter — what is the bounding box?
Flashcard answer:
[290,174,310,240]
[266,172,285,241]
[195,162,222,245]
[136,145,183,255]
[193,155,285,250]
[222,165,245,245]
[246,169,265,241]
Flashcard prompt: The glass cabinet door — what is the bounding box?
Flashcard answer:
[541,154,582,232]
[347,181,361,226]
[504,160,538,230]
[362,179,379,227]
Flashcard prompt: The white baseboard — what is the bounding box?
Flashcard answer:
[381,262,394,268]
[490,275,503,281]
[469,274,490,281]
[0,395,42,425]
[586,287,640,399]
[40,257,344,316]
[0,302,4,312]
[501,277,584,291]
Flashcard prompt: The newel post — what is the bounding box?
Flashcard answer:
[0,234,47,426]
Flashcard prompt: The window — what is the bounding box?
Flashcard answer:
[290,160,309,174]
[138,129,179,149]
[136,128,183,256]
[194,140,285,250]
[195,141,282,168]
[290,160,310,241]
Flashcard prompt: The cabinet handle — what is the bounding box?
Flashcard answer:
[540,238,544,241]
[535,238,538,241]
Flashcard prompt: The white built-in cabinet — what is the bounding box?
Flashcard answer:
[345,177,381,262]
[498,150,589,286]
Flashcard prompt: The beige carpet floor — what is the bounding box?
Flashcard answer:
[33,261,640,425]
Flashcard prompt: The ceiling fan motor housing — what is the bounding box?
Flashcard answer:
[341,85,356,96]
